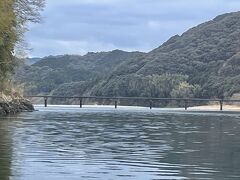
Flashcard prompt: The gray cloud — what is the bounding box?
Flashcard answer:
[25,0,240,57]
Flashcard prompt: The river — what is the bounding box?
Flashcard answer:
[0,105,240,180]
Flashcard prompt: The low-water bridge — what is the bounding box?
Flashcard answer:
[24,95,240,111]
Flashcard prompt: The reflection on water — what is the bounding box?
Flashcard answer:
[0,118,12,180]
[1,106,240,179]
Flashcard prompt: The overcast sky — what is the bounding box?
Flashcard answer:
[25,0,240,57]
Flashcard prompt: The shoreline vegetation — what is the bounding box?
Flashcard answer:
[0,81,35,116]
[0,93,34,116]
[0,0,45,116]
[189,104,240,111]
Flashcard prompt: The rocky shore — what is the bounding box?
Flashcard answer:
[0,94,34,116]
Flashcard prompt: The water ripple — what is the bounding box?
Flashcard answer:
[0,106,240,179]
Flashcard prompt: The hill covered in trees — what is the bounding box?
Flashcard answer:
[14,11,240,103]
[15,50,144,96]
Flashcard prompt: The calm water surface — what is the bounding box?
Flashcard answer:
[1,106,240,180]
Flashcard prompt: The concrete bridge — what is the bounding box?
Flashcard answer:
[24,95,240,111]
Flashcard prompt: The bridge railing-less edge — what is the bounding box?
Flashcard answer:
[24,95,240,111]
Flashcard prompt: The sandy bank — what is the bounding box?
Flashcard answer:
[188,104,240,111]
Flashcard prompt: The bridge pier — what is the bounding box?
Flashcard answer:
[184,100,188,110]
[80,98,83,108]
[150,100,153,109]
[44,97,48,107]
[220,100,223,111]
[79,98,83,108]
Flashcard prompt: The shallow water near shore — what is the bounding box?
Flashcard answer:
[1,105,240,179]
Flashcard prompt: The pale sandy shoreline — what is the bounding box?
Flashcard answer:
[188,104,240,111]
[33,104,240,112]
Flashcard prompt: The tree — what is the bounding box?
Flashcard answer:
[170,82,200,98]
[0,0,45,84]
[14,0,45,49]
[148,74,188,98]
[15,0,45,24]
[0,0,17,80]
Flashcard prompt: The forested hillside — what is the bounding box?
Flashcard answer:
[14,11,240,101]
[15,50,144,95]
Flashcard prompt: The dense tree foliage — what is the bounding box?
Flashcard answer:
[0,0,17,82]
[0,0,44,92]
[15,50,144,94]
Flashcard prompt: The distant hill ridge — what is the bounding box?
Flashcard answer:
[14,11,240,101]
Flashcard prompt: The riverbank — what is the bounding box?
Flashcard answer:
[188,104,240,111]
[32,104,240,112]
[0,94,34,116]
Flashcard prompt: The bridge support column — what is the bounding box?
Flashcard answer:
[220,100,223,111]
[184,100,188,110]
[44,97,48,107]
[115,100,118,109]
[150,100,153,109]
[80,98,83,108]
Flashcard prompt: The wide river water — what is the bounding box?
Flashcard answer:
[0,105,240,180]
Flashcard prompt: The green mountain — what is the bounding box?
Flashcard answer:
[90,11,240,99]
[14,11,240,102]
[14,50,144,96]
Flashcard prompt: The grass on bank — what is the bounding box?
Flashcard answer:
[0,80,23,102]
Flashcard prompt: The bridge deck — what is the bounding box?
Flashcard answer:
[24,95,240,111]
[25,95,236,101]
